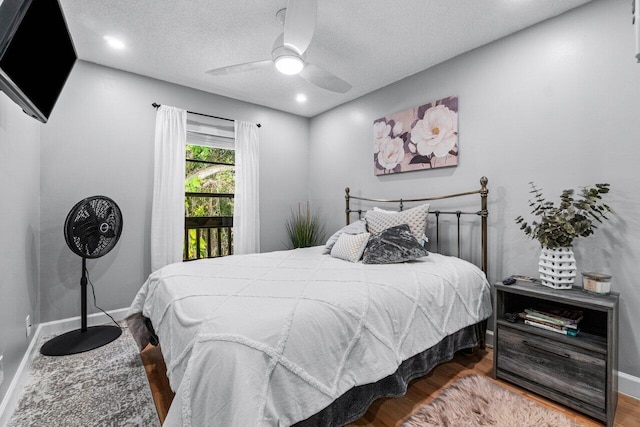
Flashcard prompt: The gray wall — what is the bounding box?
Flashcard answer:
[0,96,40,402]
[39,60,310,322]
[309,0,640,378]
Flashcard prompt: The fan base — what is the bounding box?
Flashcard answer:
[40,325,122,356]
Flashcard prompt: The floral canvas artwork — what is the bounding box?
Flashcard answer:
[373,96,458,175]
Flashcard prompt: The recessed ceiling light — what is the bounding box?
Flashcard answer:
[103,35,125,50]
[296,93,307,103]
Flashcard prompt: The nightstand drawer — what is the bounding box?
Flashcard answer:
[497,326,606,410]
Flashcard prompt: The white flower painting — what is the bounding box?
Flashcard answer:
[373,96,458,175]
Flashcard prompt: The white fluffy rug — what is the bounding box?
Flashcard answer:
[401,374,582,427]
[8,324,159,427]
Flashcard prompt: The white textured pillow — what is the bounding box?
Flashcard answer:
[330,232,370,263]
[365,203,430,239]
[323,219,367,254]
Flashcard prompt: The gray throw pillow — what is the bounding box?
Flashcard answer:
[363,224,429,264]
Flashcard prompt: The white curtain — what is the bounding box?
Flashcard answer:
[151,105,187,271]
[233,120,260,254]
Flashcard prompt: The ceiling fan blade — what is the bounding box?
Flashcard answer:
[206,60,272,76]
[283,0,317,55]
[300,63,352,93]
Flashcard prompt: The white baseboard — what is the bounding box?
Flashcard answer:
[0,322,43,427]
[486,329,494,348]
[619,371,640,399]
[36,308,130,337]
[485,329,640,400]
[0,308,129,426]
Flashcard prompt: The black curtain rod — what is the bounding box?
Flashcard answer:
[151,103,261,128]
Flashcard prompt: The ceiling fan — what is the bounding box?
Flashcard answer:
[206,0,352,94]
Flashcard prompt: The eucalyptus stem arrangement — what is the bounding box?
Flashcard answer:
[515,182,612,249]
[285,202,324,248]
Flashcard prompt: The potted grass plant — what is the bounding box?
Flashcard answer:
[285,202,324,248]
[515,182,612,289]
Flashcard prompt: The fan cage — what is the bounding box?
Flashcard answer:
[64,196,123,259]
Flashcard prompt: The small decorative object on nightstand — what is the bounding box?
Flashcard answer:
[582,272,613,295]
[515,182,612,289]
[493,280,619,426]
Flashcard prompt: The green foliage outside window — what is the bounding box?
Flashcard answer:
[185,145,235,216]
[185,144,235,259]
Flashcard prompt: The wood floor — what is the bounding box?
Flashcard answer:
[140,344,640,426]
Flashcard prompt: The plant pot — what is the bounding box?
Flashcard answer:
[538,246,576,290]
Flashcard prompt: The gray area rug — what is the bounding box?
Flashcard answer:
[8,324,160,427]
[400,374,582,427]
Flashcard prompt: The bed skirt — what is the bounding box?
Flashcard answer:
[126,312,155,351]
[294,322,483,426]
[128,313,485,426]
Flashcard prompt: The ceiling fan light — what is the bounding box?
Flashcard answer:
[274,55,304,75]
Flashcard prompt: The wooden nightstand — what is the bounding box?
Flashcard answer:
[493,281,618,426]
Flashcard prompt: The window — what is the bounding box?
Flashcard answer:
[184,117,235,260]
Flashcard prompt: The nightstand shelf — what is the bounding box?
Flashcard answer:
[495,319,607,354]
[493,281,618,426]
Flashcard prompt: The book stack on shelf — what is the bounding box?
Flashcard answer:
[519,306,583,336]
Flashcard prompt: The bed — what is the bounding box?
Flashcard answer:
[127,177,492,426]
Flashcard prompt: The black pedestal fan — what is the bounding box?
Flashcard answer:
[40,196,124,356]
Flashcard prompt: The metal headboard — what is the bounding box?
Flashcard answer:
[344,176,489,276]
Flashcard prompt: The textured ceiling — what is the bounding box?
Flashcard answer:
[60,0,592,117]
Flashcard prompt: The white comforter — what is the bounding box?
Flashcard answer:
[128,246,492,426]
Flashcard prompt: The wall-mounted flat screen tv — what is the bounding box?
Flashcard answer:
[0,0,76,123]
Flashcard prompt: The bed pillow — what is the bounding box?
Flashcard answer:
[330,232,370,263]
[372,207,397,214]
[365,203,430,239]
[363,224,429,264]
[323,219,367,254]
[371,206,429,246]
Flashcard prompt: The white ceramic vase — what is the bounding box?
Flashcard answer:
[538,246,576,290]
